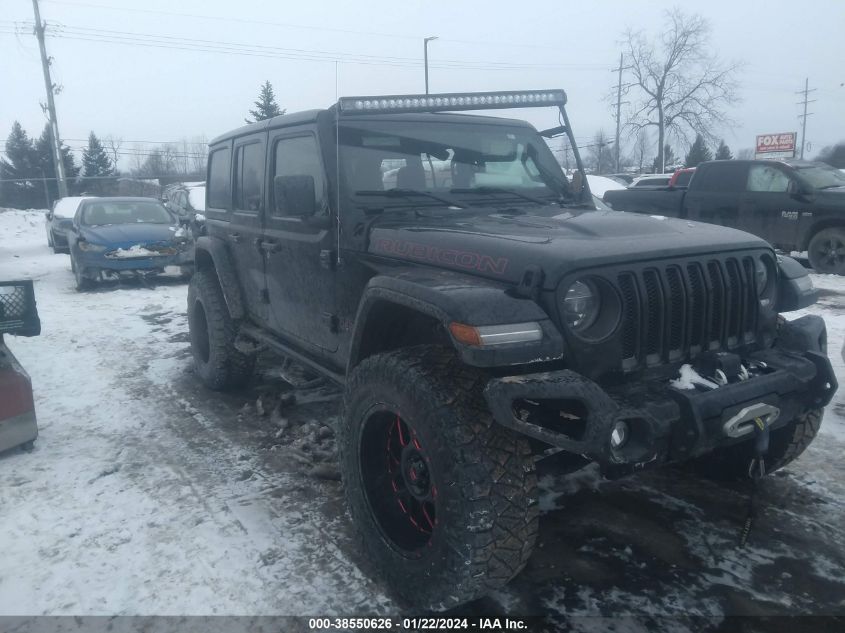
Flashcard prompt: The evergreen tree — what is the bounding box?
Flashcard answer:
[684,134,713,167]
[245,81,284,124]
[35,124,80,203]
[81,132,114,192]
[714,139,733,160]
[0,121,40,208]
[816,142,845,168]
[652,144,677,173]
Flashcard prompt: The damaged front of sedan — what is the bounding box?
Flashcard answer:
[67,197,192,291]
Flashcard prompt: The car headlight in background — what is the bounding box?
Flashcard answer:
[563,279,600,331]
[77,241,107,252]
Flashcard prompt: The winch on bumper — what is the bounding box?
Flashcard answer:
[483,315,837,473]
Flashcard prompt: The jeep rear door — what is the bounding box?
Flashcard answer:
[262,128,338,354]
[223,135,271,326]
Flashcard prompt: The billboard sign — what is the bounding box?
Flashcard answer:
[755,132,797,159]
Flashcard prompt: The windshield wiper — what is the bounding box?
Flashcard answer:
[355,189,465,208]
[450,186,552,205]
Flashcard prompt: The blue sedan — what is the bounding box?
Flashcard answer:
[67,197,191,291]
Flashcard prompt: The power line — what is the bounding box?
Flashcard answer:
[3,20,605,72]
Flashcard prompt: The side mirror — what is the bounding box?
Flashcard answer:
[274,175,316,217]
[787,179,811,199]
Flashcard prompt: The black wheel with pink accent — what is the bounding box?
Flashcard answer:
[340,346,539,610]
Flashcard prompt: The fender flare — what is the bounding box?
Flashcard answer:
[347,270,564,371]
[194,236,246,320]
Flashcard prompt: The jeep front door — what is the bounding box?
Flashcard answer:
[263,131,337,354]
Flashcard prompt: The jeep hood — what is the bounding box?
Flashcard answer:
[366,208,770,288]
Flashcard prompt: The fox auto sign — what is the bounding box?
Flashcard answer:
[755,132,797,159]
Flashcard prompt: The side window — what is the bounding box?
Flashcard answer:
[694,162,747,192]
[747,165,790,193]
[234,142,264,212]
[272,135,326,216]
[207,148,231,209]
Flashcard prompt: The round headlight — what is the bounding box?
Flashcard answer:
[563,279,600,331]
[755,257,769,297]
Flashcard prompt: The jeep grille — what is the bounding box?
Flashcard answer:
[618,256,758,370]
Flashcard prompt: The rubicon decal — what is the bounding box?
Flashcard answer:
[373,238,509,275]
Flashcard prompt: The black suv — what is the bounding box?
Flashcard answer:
[187,89,837,609]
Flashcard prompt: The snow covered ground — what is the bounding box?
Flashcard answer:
[1,208,844,624]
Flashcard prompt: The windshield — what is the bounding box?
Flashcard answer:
[338,120,570,206]
[80,201,173,226]
[797,163,845,189]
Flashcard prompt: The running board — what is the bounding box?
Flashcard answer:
[236,324,346,386]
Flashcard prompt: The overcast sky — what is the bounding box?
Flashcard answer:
[2,0,844,168]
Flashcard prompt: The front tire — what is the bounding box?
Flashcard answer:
[71,253,92,291]
[808,227,845,275]
[340,346,539,610]
[690,409,823,481]
[187,269,254,390]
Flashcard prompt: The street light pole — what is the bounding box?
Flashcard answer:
[424,36,438,94]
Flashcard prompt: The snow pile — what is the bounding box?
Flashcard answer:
[51,196,93,219]
[109,244,162,258]
[586,174,625,197]
[670,364,719,390]
[188,186,206,211]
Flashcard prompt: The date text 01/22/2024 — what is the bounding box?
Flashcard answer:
[307,617,529,630]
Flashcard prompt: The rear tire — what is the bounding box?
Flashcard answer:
[808,228,845,275]
[187,269,254,390]
[340,346,539,610]
[689,409,823,481]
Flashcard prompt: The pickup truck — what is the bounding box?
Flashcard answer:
[604,159,845,275]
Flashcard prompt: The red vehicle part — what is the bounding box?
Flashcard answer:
[0,339,38,452]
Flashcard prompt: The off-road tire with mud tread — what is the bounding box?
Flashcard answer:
[690,408,823,481]
[187,269,254,390]
[339,345,539,610]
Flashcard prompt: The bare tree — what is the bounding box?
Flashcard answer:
[189,135,208,176]
[103,136,123,171]
[737,148,755,160]
[632,128,651,173]
[620,8,740,173]
[587,129,615,175]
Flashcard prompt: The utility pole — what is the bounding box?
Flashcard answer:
[611,53,631,173]
[424,36,438,94]
[31,0,68,198]
[796,77,816,159]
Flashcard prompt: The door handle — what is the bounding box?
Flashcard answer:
[259,240,281,253]
[230,232,242,243]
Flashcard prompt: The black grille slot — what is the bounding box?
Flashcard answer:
[707,261,725,348]
[742,257,758,341]
[686,263,706,355]
[666,266,685,359]
[613,256,758,371]
[642,269,664,363]
[725,258,742,346]
[618,273,639,364]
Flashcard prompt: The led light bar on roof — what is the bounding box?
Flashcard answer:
[337,89,567,114]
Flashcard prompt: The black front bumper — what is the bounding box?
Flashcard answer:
[483,315,837,471]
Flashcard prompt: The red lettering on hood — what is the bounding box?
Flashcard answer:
[373,238,508,275]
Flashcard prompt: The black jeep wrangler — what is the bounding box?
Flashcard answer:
[188,89,837,609]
